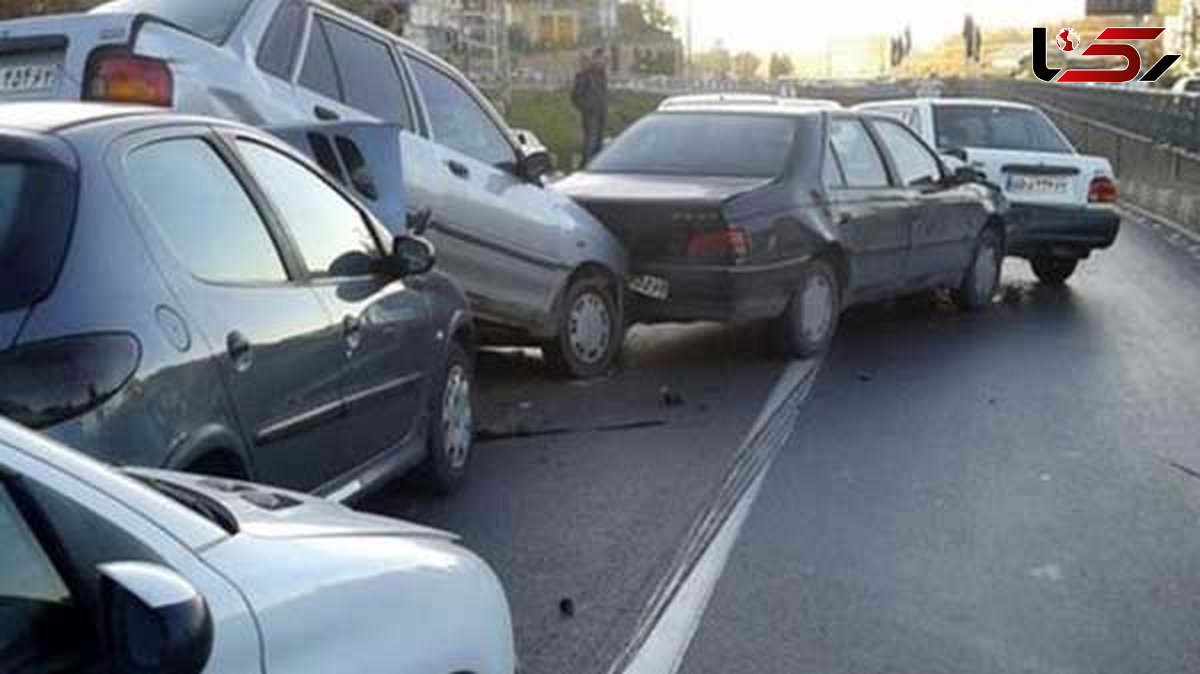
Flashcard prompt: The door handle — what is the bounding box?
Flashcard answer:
[343,316,363,355]
[314,105,340,121]
[227,331,254,373]
[446,160,470,179]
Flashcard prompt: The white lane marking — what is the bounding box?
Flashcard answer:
[615,359,819,674]
[621,466,773,674]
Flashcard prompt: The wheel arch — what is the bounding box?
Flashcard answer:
[550,261,625,330]
[164,423,254,480]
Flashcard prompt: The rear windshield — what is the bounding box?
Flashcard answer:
[0,162,76,312]
[933,105,1073,154]
[94,0,253,43]
[589,113,808,178]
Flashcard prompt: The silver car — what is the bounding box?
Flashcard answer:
[0,0,629,378]
[0,417,515,673]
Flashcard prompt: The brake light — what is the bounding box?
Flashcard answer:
[85,52,173,107]
[687,229,749,261]
[1089,176,1118,204]
[0,333,141,429]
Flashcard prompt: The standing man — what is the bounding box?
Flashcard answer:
[572,48,609,167]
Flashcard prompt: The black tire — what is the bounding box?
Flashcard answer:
[959,227,1003,312]
[772,259,840,359]
[186,451,248,480]
[1031,256,1078,286]
[544,275,623,379]
[418,341,474,494]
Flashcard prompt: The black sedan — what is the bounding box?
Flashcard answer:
[555,104,1008,356]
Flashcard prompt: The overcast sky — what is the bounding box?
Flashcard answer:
[660,0,1089,52]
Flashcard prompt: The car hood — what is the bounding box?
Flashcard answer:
[126,468,457,542]
[555,171,771,205]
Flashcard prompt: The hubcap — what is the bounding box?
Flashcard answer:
[568,291,612,365]
[442,365,472,470]
[800,273,835,342]
[974,241,999,299]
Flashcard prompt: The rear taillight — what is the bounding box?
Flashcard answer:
[687,229,750,261]
[0,333,141,429]
[85,51,173,107]
[1089,176,1118,204]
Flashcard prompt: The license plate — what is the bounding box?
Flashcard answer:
[1006,174,1072,195]
[0,65,57,93]
[629,274,670,301]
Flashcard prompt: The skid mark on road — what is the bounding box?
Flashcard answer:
[608,358,822,674]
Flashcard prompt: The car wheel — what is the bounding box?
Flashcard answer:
[774,259,840,358]
[1031,256,1078,286]
[959,227,1003,311]
[418,341,474,494]
[544,275,622,379]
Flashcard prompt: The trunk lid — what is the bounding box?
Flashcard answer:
[555,172,769,262]
[963,148,1113,208]
[0,309,27,350]
[0,12,139,103]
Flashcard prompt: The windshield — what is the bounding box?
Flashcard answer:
[589,113,806,178]
[94,0,253,43]
[0,161,75,313]
[933,104,1073,154]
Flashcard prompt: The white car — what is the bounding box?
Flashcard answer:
[0,0,629,378]
[1171,74,1200,96]
[856,98,1120,284]
[0,418,515,673]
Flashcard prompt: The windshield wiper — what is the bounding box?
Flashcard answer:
[134,477,238,534]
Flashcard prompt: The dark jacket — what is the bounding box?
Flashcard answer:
[571,65,608,114]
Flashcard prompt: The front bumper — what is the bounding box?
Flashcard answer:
[1005,203,1121,258]
[629,256,811,324]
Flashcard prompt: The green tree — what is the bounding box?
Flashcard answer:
[0,0,96,20]
[768,53,795,81]
[694,43,732,81]
[633,0,676,34]
[732,51,761,82]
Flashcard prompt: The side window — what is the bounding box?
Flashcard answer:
[256,0,305,79]
[822,141,846,189]
[828,118,890,189]
[872,120,942,187]
[409,58,516,167]
[0,483,92,671]
[126,138,289,284]
[319,18,413,128]
[298,18,341,101]
[235,140,379,278]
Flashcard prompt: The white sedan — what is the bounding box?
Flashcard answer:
[0,418,515,674]
[857,98,1120,284]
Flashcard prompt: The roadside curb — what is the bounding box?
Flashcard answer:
[607,358,823,674]
[1120,202,1200,248]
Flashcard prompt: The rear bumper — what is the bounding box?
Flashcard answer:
[1006,203,1121,258]
[629,256,811,324]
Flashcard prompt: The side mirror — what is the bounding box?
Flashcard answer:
[99,562,213,674]
[388,235,436,277]
[518,150,554,184]
[952,165,987,185]
[943,147,968,162]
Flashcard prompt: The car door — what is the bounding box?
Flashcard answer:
[869,117,979,288]
[230,135,433,489]
[406,54,567,329]
[289,8,418,130]
[119,130,346,492]
[823,116,912,301]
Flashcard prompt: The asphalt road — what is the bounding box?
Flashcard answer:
[682,216,1200,674]
[368,213,1200,674]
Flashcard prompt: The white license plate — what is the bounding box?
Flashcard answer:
[1006,174,1072,195]
[0,65,57,93]
[629,274,670,301]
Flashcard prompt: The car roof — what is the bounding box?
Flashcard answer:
[658,103,830,118]
[0,102,165,134]
[660,93,842,111]
[857,97,1037,111]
